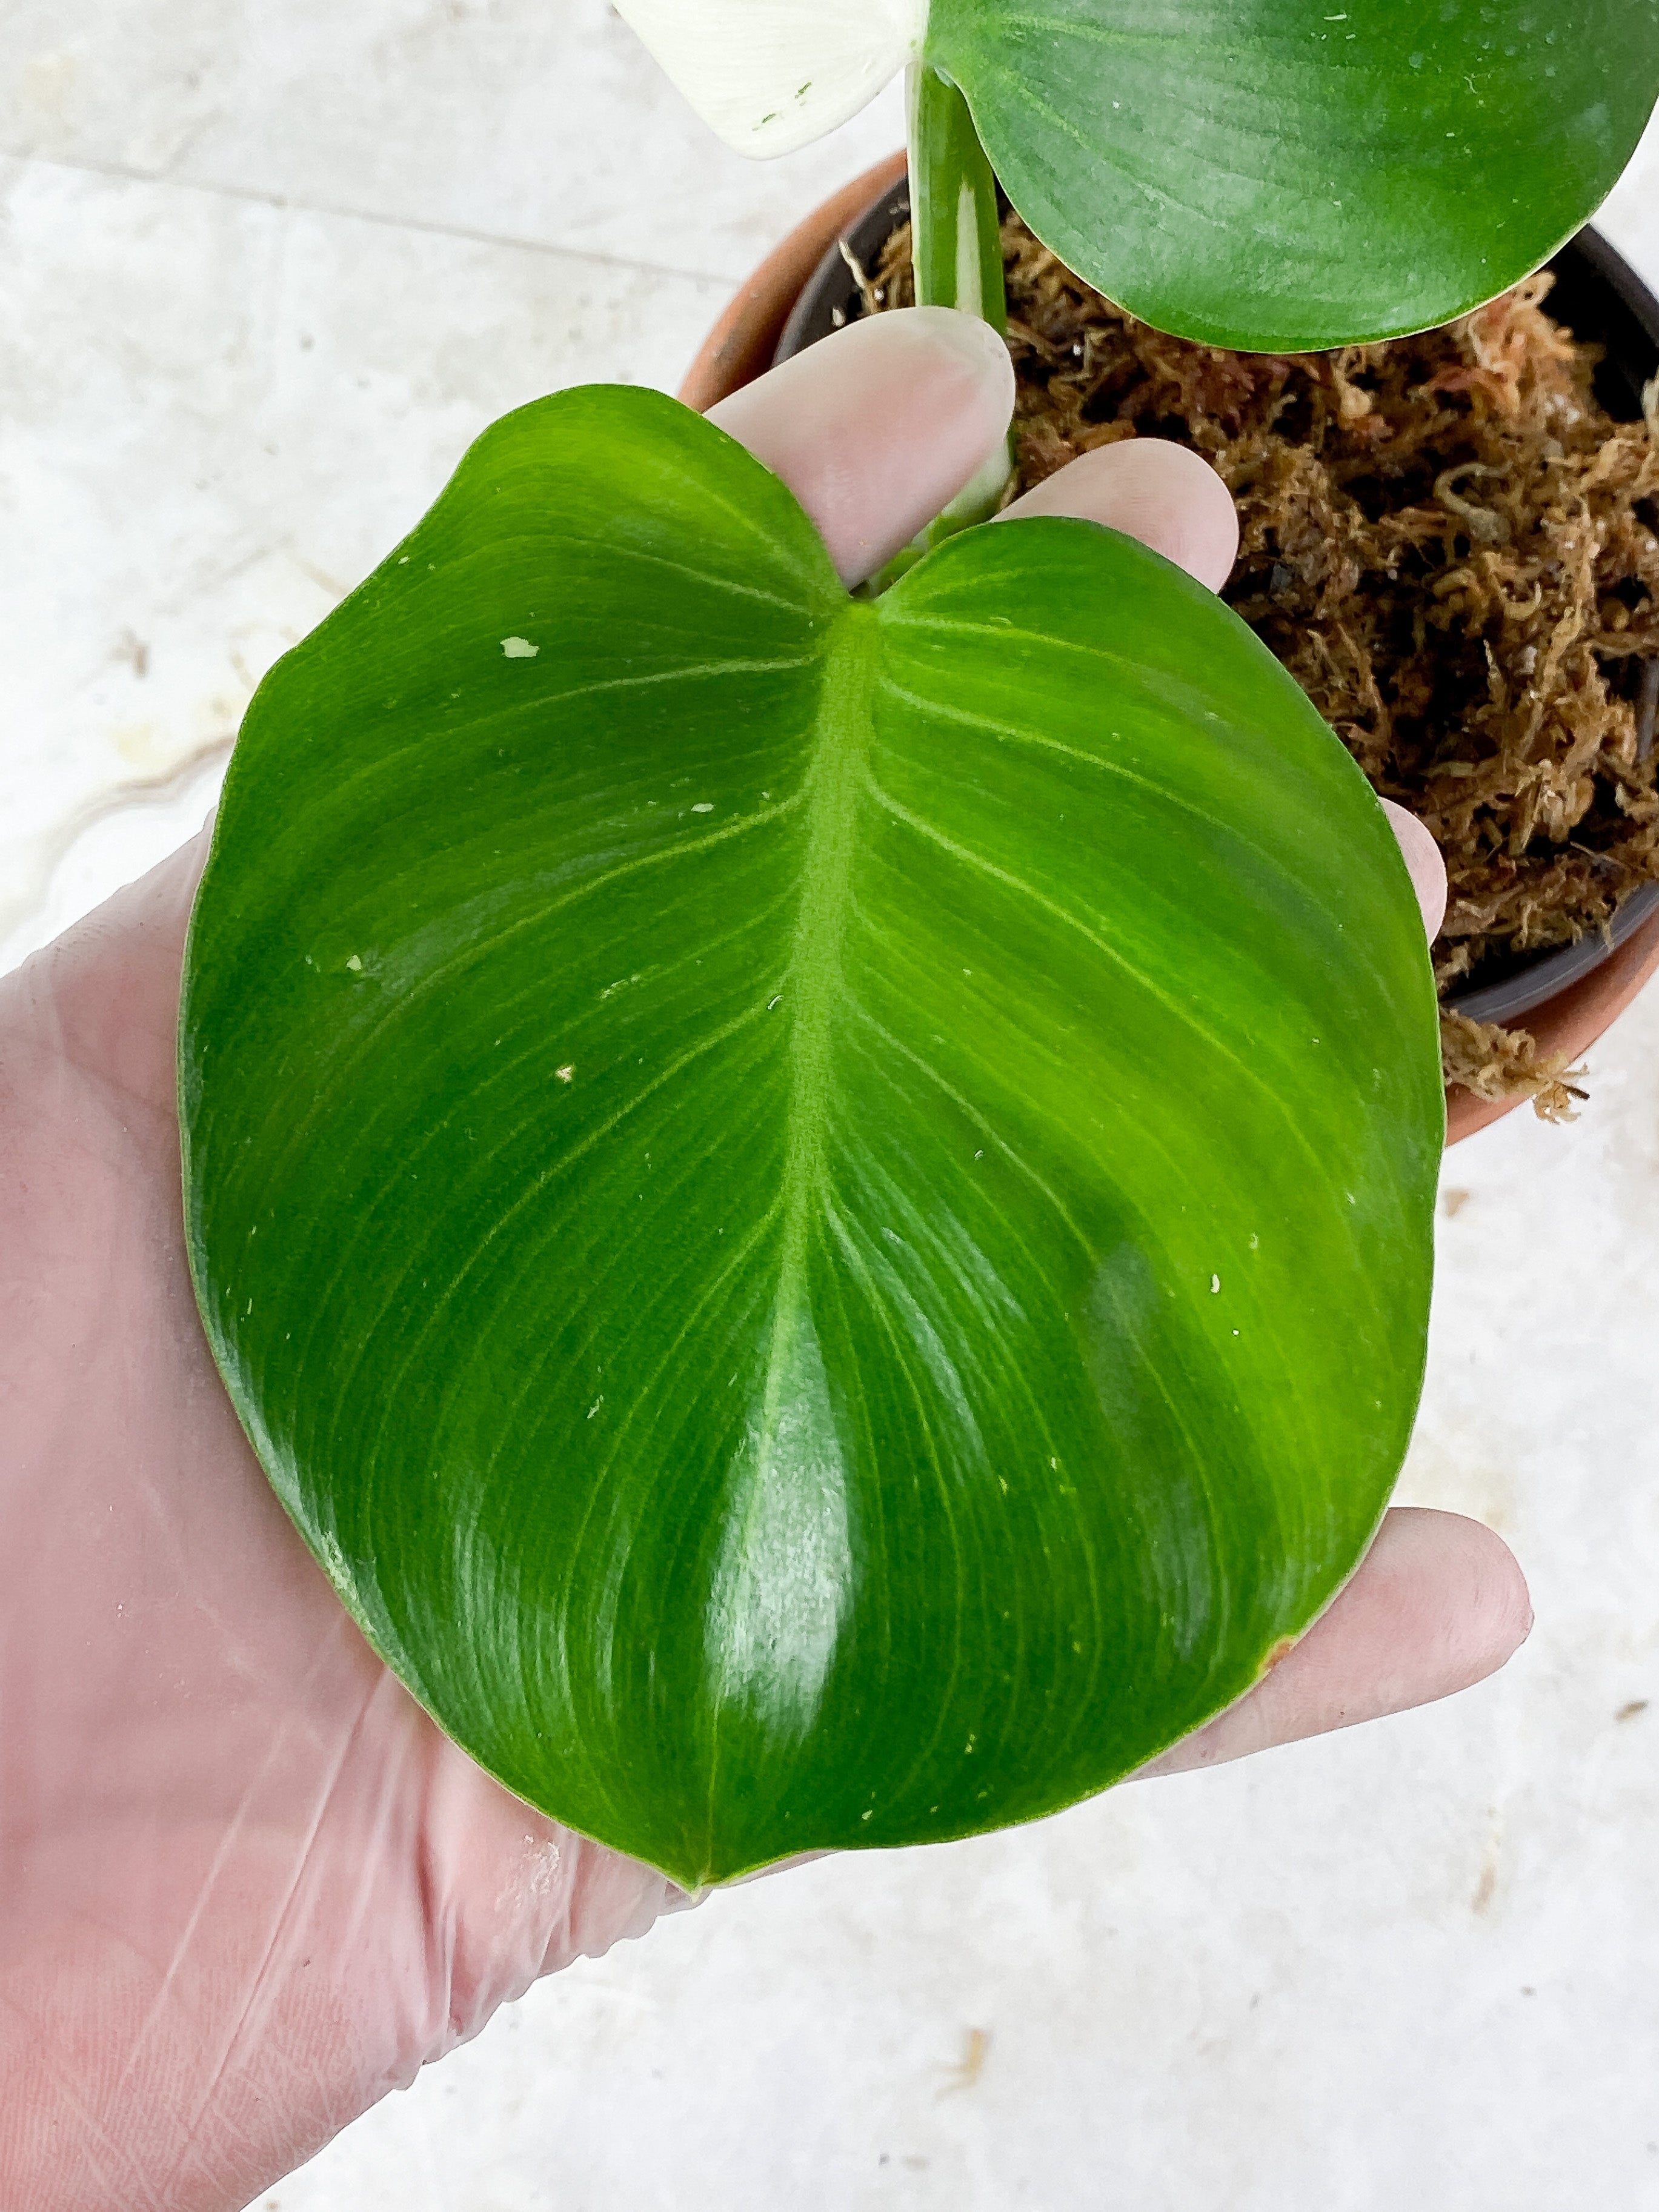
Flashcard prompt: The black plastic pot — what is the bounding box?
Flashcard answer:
[776,183,1659,1027]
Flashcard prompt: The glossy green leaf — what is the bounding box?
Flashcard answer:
[181,388,1442,1888]
[618,0,1659,351]
[929,0,1659,347]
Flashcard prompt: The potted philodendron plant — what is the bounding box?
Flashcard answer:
[180,9,1659,1888]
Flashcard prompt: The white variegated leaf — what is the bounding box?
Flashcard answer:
[614,0,923,156]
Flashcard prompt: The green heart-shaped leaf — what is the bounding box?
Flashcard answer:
[181,389,1442,1887]
[929,0,1659,347]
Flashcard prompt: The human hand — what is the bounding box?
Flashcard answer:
[0,307,1526,2212]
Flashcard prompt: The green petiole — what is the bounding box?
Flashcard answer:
[861,62,1016,594]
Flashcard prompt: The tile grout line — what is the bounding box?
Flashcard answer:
[0,145,742,293]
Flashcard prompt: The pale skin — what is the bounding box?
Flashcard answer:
[0,309,1527,2210]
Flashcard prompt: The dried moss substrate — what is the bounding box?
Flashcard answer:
[860,216,1659,1110]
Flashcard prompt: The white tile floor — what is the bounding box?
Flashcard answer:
[3,12,1658,2208]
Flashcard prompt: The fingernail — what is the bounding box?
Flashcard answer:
[894,305,1016,411]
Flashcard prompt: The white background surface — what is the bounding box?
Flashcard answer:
[3,10,1658,2207]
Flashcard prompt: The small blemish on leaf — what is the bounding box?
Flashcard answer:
[1210,1274,1221,1293]
[345,953,362,972]
[500,636,539,658]
[691,801,713,813]
[556,1064,574,1082]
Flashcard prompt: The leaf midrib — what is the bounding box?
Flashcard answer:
[769,604,879,1329]
[694,604,876,1874]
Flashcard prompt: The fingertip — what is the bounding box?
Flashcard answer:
[997,438,1239,591]
[901,304,1017,417]
[1379,1506,1533,1689]
[1286,1504,1534,1727]
[706,308,1014,586]
[1380,799,1448,940]
[1139,1506,1531,1781]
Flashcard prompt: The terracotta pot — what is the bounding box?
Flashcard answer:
[677,156,1659,1144]
[678,154,908,412]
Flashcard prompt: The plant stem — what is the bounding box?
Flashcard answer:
[909,62,1007,339]
[862,64,1014,593]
